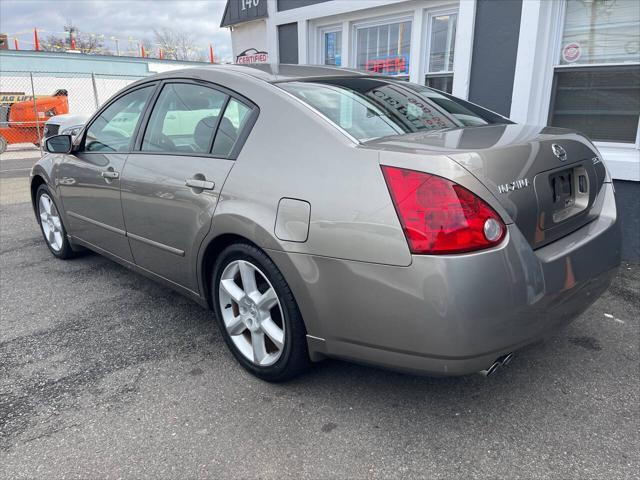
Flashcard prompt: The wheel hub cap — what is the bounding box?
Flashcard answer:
[241,298,260,331]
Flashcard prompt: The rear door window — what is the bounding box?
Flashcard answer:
[142,83,228,154]
[211,98,252,157]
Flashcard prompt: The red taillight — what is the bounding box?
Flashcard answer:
[382,165,506,254]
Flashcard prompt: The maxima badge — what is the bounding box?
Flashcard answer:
[498,178,530,194]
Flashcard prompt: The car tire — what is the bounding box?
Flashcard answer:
[36,184,75,259]
[212,242,310,382]
[0,136,7,154]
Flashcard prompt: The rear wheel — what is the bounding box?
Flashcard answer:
[212,243,309,382]
[36,184,75,259]
[0,136,7,154]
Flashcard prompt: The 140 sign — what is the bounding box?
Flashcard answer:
[241,0,260,10]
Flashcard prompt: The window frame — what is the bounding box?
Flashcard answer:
[548,0,640,148]
[138,82,231,156]
[423,7,458,91]
[133,79,260,160]
[350,13,414,79]
[319,24,343,67]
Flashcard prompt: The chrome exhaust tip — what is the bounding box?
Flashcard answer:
[480,361,501,377]
[498,352,514,366]
[479,353,514,377]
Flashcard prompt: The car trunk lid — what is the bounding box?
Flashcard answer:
[365,124,608,249]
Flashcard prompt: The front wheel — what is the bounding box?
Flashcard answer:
[212,243,310,382]
[36,184,75,259]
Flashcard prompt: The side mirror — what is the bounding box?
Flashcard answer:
[45,134,73,154]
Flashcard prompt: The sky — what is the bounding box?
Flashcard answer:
[0,0,233,62]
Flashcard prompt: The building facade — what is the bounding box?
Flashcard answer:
[221,0,640,184]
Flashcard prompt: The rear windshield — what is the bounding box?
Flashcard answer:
[278,77,511,141]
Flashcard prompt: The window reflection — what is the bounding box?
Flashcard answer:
[279,78,510,141]
[356,21,412,76]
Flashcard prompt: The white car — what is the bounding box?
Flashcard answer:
[42,113,90,143]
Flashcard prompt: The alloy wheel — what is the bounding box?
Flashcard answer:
[39,193,64,252]
[218,260,285,366]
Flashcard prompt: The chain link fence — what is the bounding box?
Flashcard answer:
[0,70,146,158]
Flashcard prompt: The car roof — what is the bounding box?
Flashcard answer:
[154,64,373,83]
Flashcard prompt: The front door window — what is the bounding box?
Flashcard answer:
[84,86,153,152]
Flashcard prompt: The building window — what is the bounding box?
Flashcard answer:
[425,12,457,93]
[355,19,412,77]
[322,28,342,66]
[549,0,640,143]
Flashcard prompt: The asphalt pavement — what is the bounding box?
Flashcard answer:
[0,150,638,479]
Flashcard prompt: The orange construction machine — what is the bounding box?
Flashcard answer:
[0,89,69,154]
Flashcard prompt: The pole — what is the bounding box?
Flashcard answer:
[209,44,214,63]
[14,38,19,50]
[30,72,43,154]
[34,29,40,51]
[66,25,77,50]
[115,38,120,56]
[91,73,100,110]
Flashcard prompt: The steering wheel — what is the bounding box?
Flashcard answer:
[148,132,176,150]
[103,125,130,138]
[87,129,129,151]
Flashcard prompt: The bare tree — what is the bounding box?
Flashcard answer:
[78,33,109,54]
[42,34,66,52]
[153,27,204,61]
[41,32,109,55]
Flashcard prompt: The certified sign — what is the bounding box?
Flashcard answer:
[236,48,268,64]
[562,42,582,63]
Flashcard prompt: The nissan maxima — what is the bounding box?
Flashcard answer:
[31,65,621,381]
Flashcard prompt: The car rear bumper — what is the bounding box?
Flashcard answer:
[269,183,621,376]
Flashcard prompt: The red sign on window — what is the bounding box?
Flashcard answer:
[365,56,408,75]
[562,42,582,63]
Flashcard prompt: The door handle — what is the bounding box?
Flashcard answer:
[101,170,120,179]
[185,178,215,190]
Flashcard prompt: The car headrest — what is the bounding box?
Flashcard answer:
[218,117,237,138]
[211,117,238,155]
[194,116,218,151]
